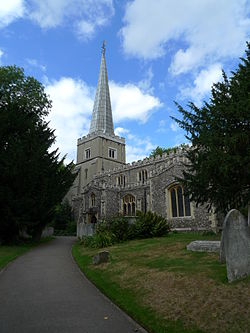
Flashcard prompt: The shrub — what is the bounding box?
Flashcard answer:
[134,211,170,238]
[107,217,130,242]
[81,211,170,248]
[81,231,115,248]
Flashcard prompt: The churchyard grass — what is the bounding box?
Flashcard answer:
[0,237,53,270]
[73,232,250,333]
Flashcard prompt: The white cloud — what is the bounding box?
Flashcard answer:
[114,127,129,137]
[116,128,156,163]
[0,0,114,39]
[121,0,250,73]
[44,75,161,163]
[28,0,114,39]
[0,0,25,27]
[110,81,162,123]
[0,49,4,63]
[170,122,179,132]
[180,63,223,105]
[45,77,94,162]
[26,58,46,72]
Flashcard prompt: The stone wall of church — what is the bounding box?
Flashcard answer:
[73,148,218,236]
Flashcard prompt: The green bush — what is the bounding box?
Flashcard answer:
[134,211,170,238]
[81,212,170,248]
[107,217,130,242]
[81,231,115,248]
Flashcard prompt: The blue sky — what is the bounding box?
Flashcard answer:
[0,0,249,163]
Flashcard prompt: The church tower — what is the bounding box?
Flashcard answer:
[76,43,126,191]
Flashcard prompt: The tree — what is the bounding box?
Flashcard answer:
[172,43,250,214]
[0,66,75,242]
[150,145,186,158]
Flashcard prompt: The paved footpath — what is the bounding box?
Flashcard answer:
[0,237,147,333]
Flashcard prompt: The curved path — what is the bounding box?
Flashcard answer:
[0,237,146,333]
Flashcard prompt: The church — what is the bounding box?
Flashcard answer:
[68,44,219,237]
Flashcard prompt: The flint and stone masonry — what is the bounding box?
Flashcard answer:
[66,44,221,237]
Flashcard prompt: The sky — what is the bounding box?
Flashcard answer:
[0,0,249,163]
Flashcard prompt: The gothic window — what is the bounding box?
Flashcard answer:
[108,148,117,159]
[169,185,191,218]
[138,170,148,184]
[116,175,126,187]
[85,148,91,159]
[85,168,88,179]
[90,193,96,207]
[122,194,136,216]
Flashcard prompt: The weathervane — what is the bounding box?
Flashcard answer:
[102,40,106,55]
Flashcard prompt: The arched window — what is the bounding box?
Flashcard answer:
[138,170,148,184]
[169,185,191,218]
[116,175,126,187]
[90,193,96,207]
[122,194,136,216]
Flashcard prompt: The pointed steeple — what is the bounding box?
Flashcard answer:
[89,42,114,136]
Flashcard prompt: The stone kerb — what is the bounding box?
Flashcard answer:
[220,209,250,282]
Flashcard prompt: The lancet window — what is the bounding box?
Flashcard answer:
[169,185,191,218]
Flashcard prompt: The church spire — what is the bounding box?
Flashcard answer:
[89,41,114,136]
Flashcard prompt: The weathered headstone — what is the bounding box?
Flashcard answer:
[93,251,109,265]
[220,209,250,282]
[187,240,221,252]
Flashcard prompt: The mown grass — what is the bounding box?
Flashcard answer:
[0,237,53,270]
[73,232,250,333]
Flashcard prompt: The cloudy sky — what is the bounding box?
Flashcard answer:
[0,0,249,162]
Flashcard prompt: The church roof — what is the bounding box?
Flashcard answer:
[89,42,114,136]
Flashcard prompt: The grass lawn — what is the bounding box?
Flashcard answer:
[0,237,53,270]
[72,232,250,333]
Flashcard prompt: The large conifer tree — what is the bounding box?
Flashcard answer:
[0,66,75,242]
[172,43,250,214]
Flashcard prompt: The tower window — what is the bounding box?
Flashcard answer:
[108,148,117,159]
[85,148,91,159]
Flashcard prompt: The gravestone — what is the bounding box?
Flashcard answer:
[220,209,250,282]
[93,251,109,265]
[187,240,221,252]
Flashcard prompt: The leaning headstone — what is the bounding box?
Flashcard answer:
[187,240,221,252]
[220,209,250,282]
[93,251,109,265]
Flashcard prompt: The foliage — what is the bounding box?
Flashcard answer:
[0,66,76,243]
[80,231,116,248]
[106,216,130,242]
[52,200,76,236]
[172,43,250,213]
[133,211,170,238]
[150,144,187,158]
[81,212,170,248]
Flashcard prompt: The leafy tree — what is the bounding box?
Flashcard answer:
[0,66,75,242]
[172,44,250,214]
[150,145,186,158]
[53,200,76,235]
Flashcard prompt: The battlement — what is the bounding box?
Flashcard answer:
[77,132,125,145]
